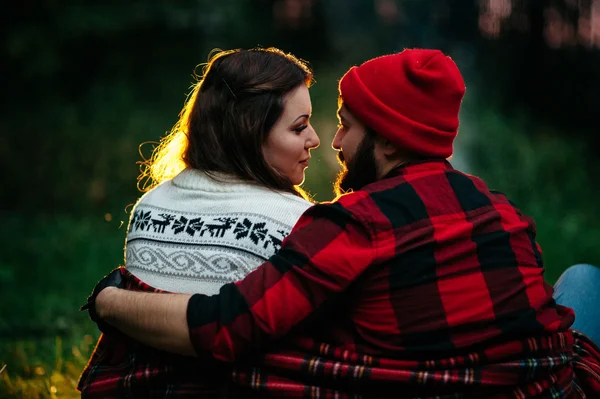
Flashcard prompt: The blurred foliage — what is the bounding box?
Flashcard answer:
[2,1,600,397]
[461,94,600,284]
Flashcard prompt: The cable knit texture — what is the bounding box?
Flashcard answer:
[125,168,312,294]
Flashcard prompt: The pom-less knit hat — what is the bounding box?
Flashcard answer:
[339,49,466,158]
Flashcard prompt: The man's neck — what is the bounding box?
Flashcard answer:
[378,160,410,180]
[378,158,450,180]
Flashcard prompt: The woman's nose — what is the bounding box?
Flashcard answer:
[307,126,320,149]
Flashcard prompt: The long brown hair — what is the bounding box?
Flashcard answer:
[138,47,314,199]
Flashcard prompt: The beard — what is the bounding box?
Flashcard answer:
[333,133,379,197]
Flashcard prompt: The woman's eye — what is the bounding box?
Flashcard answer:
[294,125,308,133]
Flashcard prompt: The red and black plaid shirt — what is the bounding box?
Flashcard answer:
[78,160,600,398]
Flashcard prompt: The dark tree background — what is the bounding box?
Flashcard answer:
[2,1,599,397]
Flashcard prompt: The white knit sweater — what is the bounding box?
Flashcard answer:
[125,169,313,295]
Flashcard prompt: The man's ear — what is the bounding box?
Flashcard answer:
[376,136,400,158]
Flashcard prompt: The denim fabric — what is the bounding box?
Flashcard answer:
[554,264,600,346]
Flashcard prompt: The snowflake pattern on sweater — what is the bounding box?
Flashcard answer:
[126,204,293,293]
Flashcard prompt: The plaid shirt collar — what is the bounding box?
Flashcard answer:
[383,158,453,179]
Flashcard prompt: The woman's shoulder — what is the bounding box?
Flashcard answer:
[174,168,313,207]
[265,189,313,208]
[236,189,313,227]
[131,177,176,206]
[129,169,313,225]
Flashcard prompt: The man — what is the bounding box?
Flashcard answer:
[82,49,600,397]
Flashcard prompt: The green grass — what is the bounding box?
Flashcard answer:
[0,213,125,398]
[0,335,96,399]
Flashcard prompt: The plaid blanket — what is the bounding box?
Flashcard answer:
[78,268,600,398]
[228,331,600,398]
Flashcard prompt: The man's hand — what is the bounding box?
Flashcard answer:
[81,267,126,333]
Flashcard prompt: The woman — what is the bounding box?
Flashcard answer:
[78,47,320,398]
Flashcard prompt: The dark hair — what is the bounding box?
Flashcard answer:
[139,47,314,199]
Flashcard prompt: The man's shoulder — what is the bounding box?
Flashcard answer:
[331,167,522,220]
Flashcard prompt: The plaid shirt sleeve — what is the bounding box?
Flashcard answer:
[187,201,376,362]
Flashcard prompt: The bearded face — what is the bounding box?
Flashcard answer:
[333,131,379,197]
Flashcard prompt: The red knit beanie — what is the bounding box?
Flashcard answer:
[339,49,466,158]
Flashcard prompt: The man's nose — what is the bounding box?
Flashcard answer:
[332,129,342,150]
